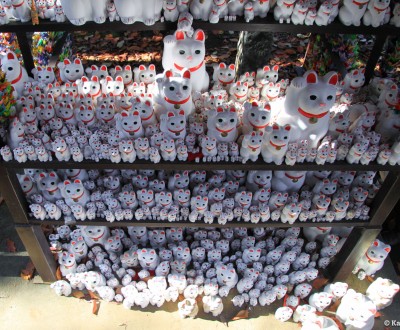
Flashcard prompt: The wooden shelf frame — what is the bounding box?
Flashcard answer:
[28,218,370,228]
[0,17,398,35]
[2,16,397,80]
[0,16,399,283]
[1,163,400,282]
[2,159,400,171]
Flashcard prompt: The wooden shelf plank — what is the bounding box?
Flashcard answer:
[3,159,400,171]
[29,218,371,228]
[0,17,397,36]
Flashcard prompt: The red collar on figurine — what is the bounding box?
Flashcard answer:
[11,68,23,85]
[283,2,295,7]
[91,89,101,98]
[365,252,380,263]
[216,126,235,133]
[249,145,261,152]
[214,0,226,6]
[61,112,74,121]
[178,16,190,23]
[64,260,76,269]
[123,126,141,134]
[124,148,134,154]
[168,127,185,134]
[298,107,328,119]
[218,78,235,85]
[92,231,105,241]
[250,122,268,129]
[164,95,190,105]
[267,94,278,100]
[81,116,95,125]
[285,173,304,180]
[69,170,81,179]
[174,61,204,73]
[103,115,115,123]
[142,110,154,121]
[24,184,34,195]
[166,5,177,11]
[234,93,247,99]
[119,105,131,111]
[72,190,85,202]
[269,140,286,149]
[385,99,397,107]
[352,0,368,5]
[374,5,388,13]
[12,1,25,8]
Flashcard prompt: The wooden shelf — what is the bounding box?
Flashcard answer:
[0,17,398,36]
[29,218,370,228]
[3,159,399,171]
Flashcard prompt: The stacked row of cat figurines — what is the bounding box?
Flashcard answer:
[1,27,399,166]
[49,224,397,329]
[23,168,378,226]
[1,0,398,28]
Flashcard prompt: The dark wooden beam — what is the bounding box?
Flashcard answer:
[0,17,397,36]
[15,225,57,283]
[2,159,400,171]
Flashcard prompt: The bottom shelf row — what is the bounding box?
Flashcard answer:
[48,224,394,329]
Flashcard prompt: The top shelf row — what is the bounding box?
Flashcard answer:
[0,17,398,36]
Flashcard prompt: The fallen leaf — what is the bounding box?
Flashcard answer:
[92,300,100,315]
[366,276,375,283]
[88,290,100,300]
[312,277,329,290]
[330,316,345,330]
[72,291,86,299]
[6,239,16,252]
[232,309,249,321]
[56,267,62,280]
[115,286,123,295]
[326,299,340,312]
[20,261,35,280]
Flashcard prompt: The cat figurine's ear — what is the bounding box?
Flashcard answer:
[324,71,339,86]
[305,71,318,84]
[194,30,205,42]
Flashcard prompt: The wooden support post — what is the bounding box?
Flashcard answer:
[364,35,386,84]
[15,225,57,283]
[15,31,35,76]
[368,171,400,226]
[0,167,30,224]
[326,227,381,282]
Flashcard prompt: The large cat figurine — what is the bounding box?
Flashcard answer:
[336,289,376,330]
[352,239,391,280]
[113,0,163,25]
[60,0,108,25]
[275,70,338,148]
[338,0,370,26]
[1,51,32,97]
[162,29,209,92]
